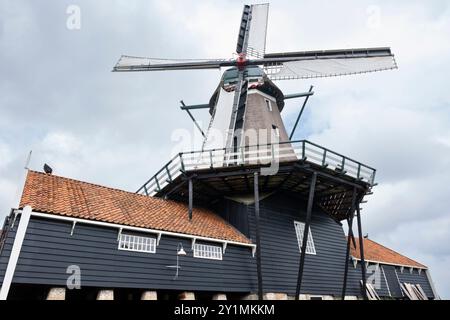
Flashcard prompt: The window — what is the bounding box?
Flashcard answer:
[272,124,280,137]
[118,233,156,253]
[193,243,223,260]
[294,221,316,255]
[265,99,272,112]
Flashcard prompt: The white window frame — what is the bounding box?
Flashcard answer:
[118,233,156,253]
[265,99,273,112]
[272,124,280,137]
[193,243,223,260]
[294,221,316,255]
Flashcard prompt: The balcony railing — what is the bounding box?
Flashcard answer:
[136,140,376,196]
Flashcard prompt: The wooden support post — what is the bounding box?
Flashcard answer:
[289,85,314,140]
[295,172,317,300]
[341,187,358,300]
[356,206,368,300]
[254,172,263,300]
[188,178,193,221]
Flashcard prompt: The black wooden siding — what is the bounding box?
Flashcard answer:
[382,265,403,297]
[219,193,362,296]
[346,263,390,297]
[396,266,434,298]
[219,193,436,298]
[249,194,362,296]
[0,216,256,293]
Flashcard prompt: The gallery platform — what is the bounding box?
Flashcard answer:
[136,140,375,221]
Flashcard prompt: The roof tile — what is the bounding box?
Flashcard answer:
[20,170,251,244]
[350,237,426,268]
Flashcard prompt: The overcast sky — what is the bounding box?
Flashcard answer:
[1,0,449,298]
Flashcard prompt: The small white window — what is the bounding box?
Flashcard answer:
[193,243,223,260]
[294,221,316,255]
[118,233,156,253]
[265,99,272,112]
[272,124,280,137]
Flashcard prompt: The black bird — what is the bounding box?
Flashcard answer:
[43,163,53,175]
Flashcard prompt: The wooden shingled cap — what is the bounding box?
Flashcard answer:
[20,170,251,244]
[350,237,426,269]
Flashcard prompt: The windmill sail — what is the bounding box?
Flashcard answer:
[258,48,397,80]
[246,3,269,58]
[113,55,232,72]
[223,3,270,157]
[236,5,251,54]
[264,56,397,80]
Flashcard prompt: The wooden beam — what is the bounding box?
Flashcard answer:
[262,175,270,191]
[196,180,222,196]
[254,172,264,300]
[188,178,193,221]
[221,177,234,192]
[275,172,293,190]
[341,187,357,299]
[290,177,307,191]
[245,175,251,192]
[294,165,367,190]
[289,85,314,140]
[195,165,297,180]
[161,175,191,199]
[356,206,368,300]
[295,172,317,299]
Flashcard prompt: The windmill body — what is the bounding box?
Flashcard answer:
[203,66,289,157]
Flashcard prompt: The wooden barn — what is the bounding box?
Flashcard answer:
[0,160,438,300]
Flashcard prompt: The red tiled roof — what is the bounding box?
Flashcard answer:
[350,237,426,268]
[19,170,251,244]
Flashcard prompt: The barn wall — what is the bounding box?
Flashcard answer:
[0,212,14,284]
[221,192,363,297]
[345,262,391,298]
[381,264,403,298]
[0,203,436,300]
[396,266,434,298]
[0,215,256,293]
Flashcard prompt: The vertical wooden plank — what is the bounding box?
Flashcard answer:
[341,187,358,299]
[254,172,263,300]
[356,206,368,300]
[188,178,193,221]
[295,172,317,299]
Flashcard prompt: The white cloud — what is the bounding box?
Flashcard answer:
[0,141,12,170]
[41,132,83,156]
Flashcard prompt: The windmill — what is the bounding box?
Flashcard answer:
[113,3,397,161]
[114,4,397,301]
